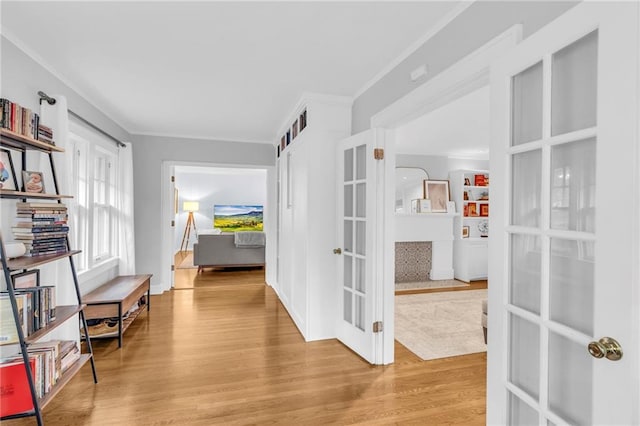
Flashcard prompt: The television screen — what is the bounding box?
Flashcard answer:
[213,205,263,232]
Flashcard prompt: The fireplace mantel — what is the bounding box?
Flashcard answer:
[395,213,458,280]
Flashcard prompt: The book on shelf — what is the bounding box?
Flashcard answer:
[0,294,28,344]
[474,174,489,186]
[0,357,36,417]
[16,202,67,210]
[6,286,56,334]
[0,98,42,141]
[0,341,78,415]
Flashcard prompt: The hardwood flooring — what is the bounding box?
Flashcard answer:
[15,268,486,425]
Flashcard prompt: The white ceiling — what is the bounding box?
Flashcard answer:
[395,85,490,159]
[2,1,463,143]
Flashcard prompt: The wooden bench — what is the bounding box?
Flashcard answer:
[83,274,152,348]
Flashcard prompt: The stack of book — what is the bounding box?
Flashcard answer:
[37,124,54,145]
[0,340,80,417]
[0,98,40,140]
[13,202,69,257]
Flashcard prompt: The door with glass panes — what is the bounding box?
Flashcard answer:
[335,129,384,364]
[488,3,639,424]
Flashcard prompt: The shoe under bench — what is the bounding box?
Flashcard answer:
[82,274,152,348]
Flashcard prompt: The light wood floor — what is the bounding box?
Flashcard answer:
[17,267,486,425]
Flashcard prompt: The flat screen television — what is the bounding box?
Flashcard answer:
[213,205,263,232]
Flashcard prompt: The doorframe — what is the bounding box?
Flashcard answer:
[370,25,522,364]
[160,160,276,293]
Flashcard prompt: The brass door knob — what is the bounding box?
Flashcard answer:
[333,248,342,255]
[588,337,623,361]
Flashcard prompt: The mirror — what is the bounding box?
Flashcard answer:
[395,167,429,213]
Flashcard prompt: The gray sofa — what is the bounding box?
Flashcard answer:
[193,233,265,272]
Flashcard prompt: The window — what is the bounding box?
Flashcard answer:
[69,121,118,272]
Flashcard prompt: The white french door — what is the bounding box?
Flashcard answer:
[488,3,639,425]
[336,129,385,364]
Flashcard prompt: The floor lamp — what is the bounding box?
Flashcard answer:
[180,201,199,253]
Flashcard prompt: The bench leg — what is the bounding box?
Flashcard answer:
[118,303,123,348]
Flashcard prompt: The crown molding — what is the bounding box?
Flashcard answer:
[133,131,271,145]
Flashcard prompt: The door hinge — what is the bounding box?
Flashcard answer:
[373,321,383,333]
[171,176,175,182]
[171,265,175,271]
[171,220,175,227]
[374,148,384,160]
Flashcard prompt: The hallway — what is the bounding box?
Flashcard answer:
[21,269,486,425]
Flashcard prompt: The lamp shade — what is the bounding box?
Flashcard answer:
[183,201,199,212]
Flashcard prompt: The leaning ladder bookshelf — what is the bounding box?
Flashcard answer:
[0,128,98,426]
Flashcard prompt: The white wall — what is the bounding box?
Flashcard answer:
[352,1,578,133]
[0,36,132,293]
[132,134,274,293]
[173,167,267,251]
[396,154,489,180]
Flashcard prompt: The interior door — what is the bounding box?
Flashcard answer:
[336,129,384,364]
[488,3,639,425]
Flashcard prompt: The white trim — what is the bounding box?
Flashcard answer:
[371,25,522,130]
[1,31,133,135]
[352,1,476,100]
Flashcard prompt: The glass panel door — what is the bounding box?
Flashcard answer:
[489,3,639,424]
[336,130,379,363]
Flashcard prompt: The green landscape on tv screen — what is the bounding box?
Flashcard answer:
[213,205,263,232]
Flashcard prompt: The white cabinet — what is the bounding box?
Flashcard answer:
[449,169,489,282]
[275,94,352,341]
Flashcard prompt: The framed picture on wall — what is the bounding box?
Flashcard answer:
[423,180,450,213]
[462,226,470,238]
[480,203,489,217]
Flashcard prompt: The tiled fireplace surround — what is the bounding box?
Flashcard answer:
[395,214,456,282]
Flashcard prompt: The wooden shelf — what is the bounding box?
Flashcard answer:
[25,305,86,344]
[0,128,63,153]
[6,250,81,271]
[39,354,92,409]
[0,190,73,200]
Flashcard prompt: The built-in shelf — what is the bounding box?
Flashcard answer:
[463,216,490,220]
[0,190,73,200]
[0,128,63,153]
[464,200,489,204]
[24,305,86,344]
[6,250,81,271]
[463,185,489,190]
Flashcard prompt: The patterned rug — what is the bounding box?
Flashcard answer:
[395,279,469,291]
[395,289,487,360]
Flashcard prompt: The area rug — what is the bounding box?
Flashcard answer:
[395,289,487,361]
[176,253,198,269]
[395,279,469,291]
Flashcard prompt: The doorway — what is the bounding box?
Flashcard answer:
[391,85,491,361]
[371,25,522,363]
[160,161,275,293]
[172,165,267,289]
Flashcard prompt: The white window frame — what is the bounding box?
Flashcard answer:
[68,120,119,274]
